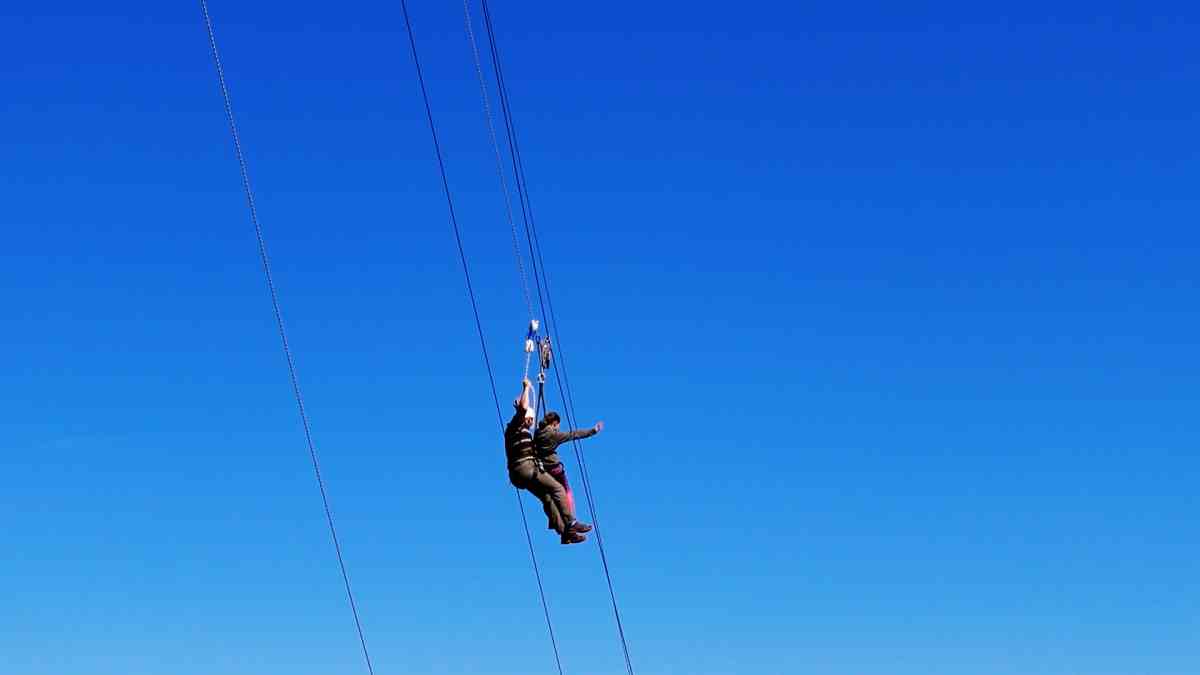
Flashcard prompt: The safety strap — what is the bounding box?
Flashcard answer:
[523,319,540,381]
[524,319,554,423]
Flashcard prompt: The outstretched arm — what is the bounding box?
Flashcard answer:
[560,420,604,443]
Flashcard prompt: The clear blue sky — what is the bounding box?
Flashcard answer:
[3,2,1197,674]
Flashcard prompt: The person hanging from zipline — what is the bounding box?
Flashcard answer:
[505,377,588,545]
[534,411,600,534]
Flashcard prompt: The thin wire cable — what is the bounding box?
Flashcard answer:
[198,3,375,673]
[475,3,636,673]
[472,1,550,321]
[463,0,534,320]
[397,3,564,673]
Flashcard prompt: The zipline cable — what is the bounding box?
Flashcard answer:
[198,3,375,674]
[470,3,637,673]
[397,2,565,673]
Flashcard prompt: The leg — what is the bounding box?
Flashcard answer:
[511,464,565,535]
[546,463,576,521]
[530,469,575,536]
[546,463,589,532]
[537,492,564,535]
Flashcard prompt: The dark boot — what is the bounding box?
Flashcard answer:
[571,521,593,533]
[561,531,587,545]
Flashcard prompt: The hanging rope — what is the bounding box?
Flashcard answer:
[468,2,637,673]
[197,3,375,674]
[397,2,565,674]
[463,0,534,321]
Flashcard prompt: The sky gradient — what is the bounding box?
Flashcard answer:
[3,2,1198,674]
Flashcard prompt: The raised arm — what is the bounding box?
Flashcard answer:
[514,378,532,414]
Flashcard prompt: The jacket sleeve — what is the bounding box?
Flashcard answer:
[562,428,596,443]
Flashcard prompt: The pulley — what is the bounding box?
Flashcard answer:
[540,335,553,371]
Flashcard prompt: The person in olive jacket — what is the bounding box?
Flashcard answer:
[505,378,587,545]
[534,411,603,536]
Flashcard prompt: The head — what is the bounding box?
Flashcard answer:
[521,410,535,430]
[539,411,561,430]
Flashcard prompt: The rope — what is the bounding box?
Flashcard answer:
[463,0,534,321]
[397,3,565,673]
[472,2,637,673]
[197,3,375,673]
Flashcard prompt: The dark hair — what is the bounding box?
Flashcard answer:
[539,411,561,429]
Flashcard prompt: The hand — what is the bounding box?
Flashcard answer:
[522,377,531,388]
[593,421,604,434]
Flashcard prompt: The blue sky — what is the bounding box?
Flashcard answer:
[2,2,1198,674]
